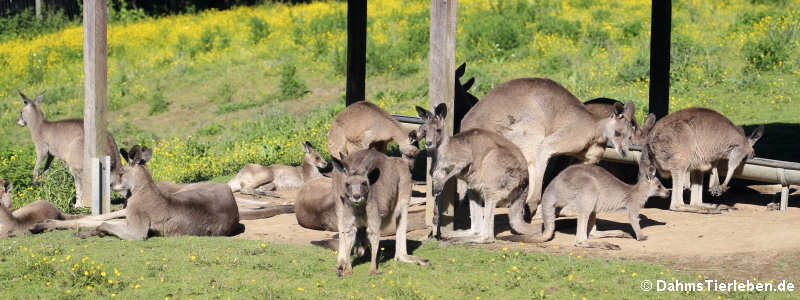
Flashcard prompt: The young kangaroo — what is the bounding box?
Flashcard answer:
[511,163,669,250]
[16,91,123,205]
[327,102,420,165]
[642,107,764,213]
[228,141,328,195]
[76,145,242,240]
[417,104,536,243]
[0,180,78,238]
[460,78,637,216]
[584,98,656,146]
[330,149,429,276]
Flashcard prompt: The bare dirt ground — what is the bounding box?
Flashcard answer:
[233,183,800,281]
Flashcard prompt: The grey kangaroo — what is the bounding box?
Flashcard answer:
[642,107,764,213]
[331,149,429,276]
[228,141,327,195]
[16,91,122,206]
[417,104,536,243]
[584,98,656,145]
[0,179,78,238]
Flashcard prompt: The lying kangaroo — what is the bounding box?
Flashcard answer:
[228,141,327,195]
[331,149,429,276]
[417,104,536,243]
[76,145,242,240]
[327,101,420,165]
[16,91,122,205]
[642,107,764,213]
[460,78,637,214]
[0,180,78,238]
[509,163,669,250]
[584,98,656,145]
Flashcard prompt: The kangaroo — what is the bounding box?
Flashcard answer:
[16,91,123,206]
[327,102,420,165]
[642,107,764,213]
[75,145,242,240]
[416,104,535,243]
[453,62,479,133]
[510,163,669,250]
[330,149,429,276]
[228,141,328,195]
[0,180,79,238]
[460,78,637,215]
[156,180,292,220]
[584,98,656,145]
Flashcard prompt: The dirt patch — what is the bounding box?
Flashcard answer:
[234,184,800,281]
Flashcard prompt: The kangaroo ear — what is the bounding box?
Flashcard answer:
[647,165,657,179]
[120,148,130,164]
[623,101,636,120]
[331,155,347,173]
[34,91,45,105]
[455,62,466,78]
[127,145,142,163]
[749,125,764,145]
[641,113,656,134]
[462,77,475,91]
[367,168,381,185]
[434,103,447,119]
[18,90,29,104]
[301,141,311,153]
[415,105,432,121]
[139,147,153,165]
[611,102,624,118]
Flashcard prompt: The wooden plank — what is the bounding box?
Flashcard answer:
[81,0,108,212]
[345,0,366,106]
[427,0,457,237]
[648,0,671,119]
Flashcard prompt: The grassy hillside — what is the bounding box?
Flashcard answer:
[0,0,798,211]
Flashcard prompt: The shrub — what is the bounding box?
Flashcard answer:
[212,82,235,104]
[617,53,649,83]
[742,22,797,72]
[148,88,169,115]
[279,64,308,99]
[248,16,271,44]
[536,15,582,40]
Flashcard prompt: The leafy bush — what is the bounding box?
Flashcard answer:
[742,21,797,72]
[248,16,271,44]
[536,15,582,40]
[148,88,169,115]
[278,64,308,99]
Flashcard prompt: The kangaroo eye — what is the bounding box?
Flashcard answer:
[614,131,621,137]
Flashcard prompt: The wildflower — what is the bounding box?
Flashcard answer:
[297,287,304,291]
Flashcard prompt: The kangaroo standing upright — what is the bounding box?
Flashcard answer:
[16,91,122,206]
[460,79,637,215]
[417,104,536,243]
[228,141,328,195]
[0,179,78,238]
[642,107,764,213]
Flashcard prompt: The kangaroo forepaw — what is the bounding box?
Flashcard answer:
[709,185,728,196]
[336,264,352,277]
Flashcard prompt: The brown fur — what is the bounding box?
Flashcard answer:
[16,91,123,206]
[0,180,78,238]
[327,102,420,165]
[228,141,327,195]
[584,98,656,145]
[460,78,637,215]
[330,149,429,276]
[642,107,764,212]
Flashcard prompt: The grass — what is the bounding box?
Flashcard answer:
[2,231,794,299]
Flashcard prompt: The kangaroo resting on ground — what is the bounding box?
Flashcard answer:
[16,91,123,206]
[642,107,764,213]
[417,104,536,243]
[331,149,429,276]
[0,179,79,238]
[460,78,637,216]
[75,145,242,240]
[508,163,669,250]
[327,101,420,166]
[228,141,327,196]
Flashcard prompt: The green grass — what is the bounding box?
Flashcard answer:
[2,231,793,299]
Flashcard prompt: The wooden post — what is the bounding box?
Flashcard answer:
[345,0,366,106]
[35,0,42,20]
[649,0,671,119]
[426,0,457,238]
[82,0,109,214]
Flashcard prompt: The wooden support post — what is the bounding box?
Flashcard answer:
[345,0,366,106]
[426,0,457,238]
[82,0,109,214]
[649,0,671,119]
[35,0,42,20]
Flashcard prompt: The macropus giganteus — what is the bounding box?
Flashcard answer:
[330,149,429,276]
[460,78,637,215]
[508,163,669,250]
[642,107,764,213]
[584,98,656,145]
[417,104,536,243]
[76,145,242,240]
[16,91,122,206]
[228,141,327,195]
[327,102,420,165]
[0,179,78,238]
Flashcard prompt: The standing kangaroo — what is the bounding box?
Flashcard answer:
[76,145,242,240]
[417,104,536,243]
[460,78,637,215]
[0,180,78,238]
[228,141,328,195]
[509,163,669,250]
[327,101,420,165]
[16,91,122,206]
[331,149,429,276]
[642,107,764,213]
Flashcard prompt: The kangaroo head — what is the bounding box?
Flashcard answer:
[604,101,636,157]
[16,90,45,127]
[415,103,448,150]
[331,151,380,207]
[0,179,11,209]
[641,164,669,200]
[301,141,328,169]
[454,62,478,109]
[632,113,657,146]
[114,145,153,193]
[734,125,765,161]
